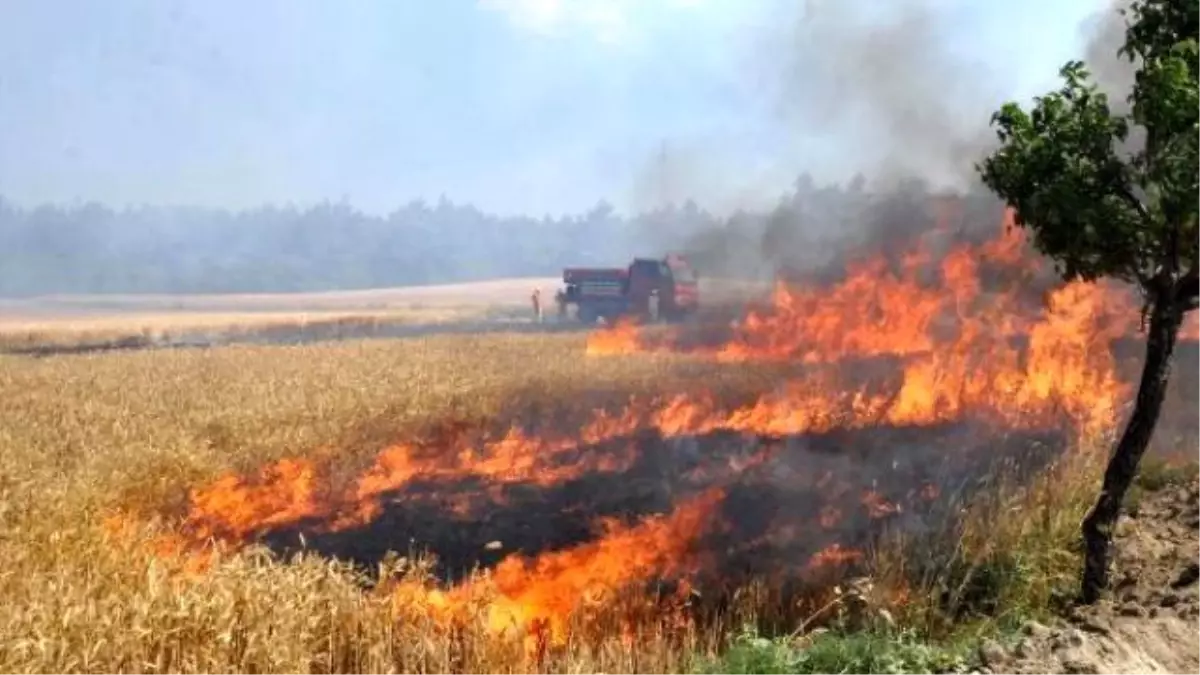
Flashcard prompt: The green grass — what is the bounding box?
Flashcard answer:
[695,626,973,674]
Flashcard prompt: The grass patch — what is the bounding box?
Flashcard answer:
[867,435,1108,643]
[1125,455,1199,515]
[1135,455,1199,492]
[695,627,972,674]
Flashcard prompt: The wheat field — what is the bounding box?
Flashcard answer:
[0,325,1193,673]
[0,333,815,673]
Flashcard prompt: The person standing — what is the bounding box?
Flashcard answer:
[531,288,542,323]
[648,288,660,323]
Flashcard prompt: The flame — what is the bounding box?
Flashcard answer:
[345,490,726,653]
[585,317,643,356]
[183,416,647,541]
[101,512,216,578]
[585,210,1144,439]
[484,489,723,643]
[806,543,864,573]
[120,203,1197,647]
[186,458,324,541]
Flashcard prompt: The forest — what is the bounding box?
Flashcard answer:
[0,176,1008,296]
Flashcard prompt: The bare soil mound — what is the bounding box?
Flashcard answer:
[982,476,1200,674]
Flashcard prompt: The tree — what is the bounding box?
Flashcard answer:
[977,0,1198,603]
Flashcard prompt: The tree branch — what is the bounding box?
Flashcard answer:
[1114,181,1154,228]
[1116,181,1162,291]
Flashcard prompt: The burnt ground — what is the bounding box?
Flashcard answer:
[977,475,1200,675]
[259,421,1068,598]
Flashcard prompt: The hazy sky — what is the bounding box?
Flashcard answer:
[0,0,1110,216]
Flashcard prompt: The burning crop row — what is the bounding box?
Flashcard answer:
[590,210,1198,362]
[120,206,1181,647]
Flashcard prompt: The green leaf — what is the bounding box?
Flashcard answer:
[975,0,1198,302]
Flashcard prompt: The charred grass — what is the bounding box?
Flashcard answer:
[0,332,1193,673]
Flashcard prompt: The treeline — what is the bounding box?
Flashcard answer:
[0,177,1009,296]
[0,197,724,295]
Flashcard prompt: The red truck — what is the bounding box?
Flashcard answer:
[556,254,699,324]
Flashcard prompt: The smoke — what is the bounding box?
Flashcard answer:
[660,1,1143,287]
[628,2,1012,216]
[625,142,786,219]
[1078,0,1146,160]
[772,3,1006,190]
[637,1,1021,284]
[1080,0,1138,106]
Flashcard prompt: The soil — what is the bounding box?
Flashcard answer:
[980,477,1200,675]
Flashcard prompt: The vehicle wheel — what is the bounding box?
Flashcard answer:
[577,307,598,325]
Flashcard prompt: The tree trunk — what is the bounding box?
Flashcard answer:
[1080,293,1185,603]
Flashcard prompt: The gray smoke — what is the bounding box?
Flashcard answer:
[1081,0,1138,106]
[661,0,1142,286]
[771,2,1005,191]
[1078,0,1146,159]
[655,1,1017,283]
[631,1,1016,218]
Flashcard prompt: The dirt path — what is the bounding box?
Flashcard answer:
[979,477,1200,674]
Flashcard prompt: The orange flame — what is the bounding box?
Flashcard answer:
[585,211,1142,439]
[484,489,724,642]
[183,416,647,542]
[124,204,1194,646]
[585,317,643,356]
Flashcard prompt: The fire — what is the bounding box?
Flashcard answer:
[183,417,648,542]
[484,489,724,642]
[585,209,1160,440]
[116,203,1195,648]
[806,543,864,574]
[585,317,643,356]
[101,512,217,578]
[186,458,324,541]
[595,214,1155,369]
[189,488,726,651]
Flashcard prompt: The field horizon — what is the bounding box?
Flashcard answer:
[0,276,772,355]
[0,276,562,314]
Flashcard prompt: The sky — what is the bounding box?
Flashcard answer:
[0,0,1112,217]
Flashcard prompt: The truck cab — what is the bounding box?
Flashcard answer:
[626,256,698,318]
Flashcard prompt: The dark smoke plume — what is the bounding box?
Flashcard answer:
[673,1,1144,289]
[665,1,1022,284]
